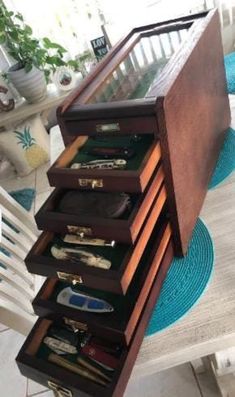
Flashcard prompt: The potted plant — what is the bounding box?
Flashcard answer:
[0,4,78,103]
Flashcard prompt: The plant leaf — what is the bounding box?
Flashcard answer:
[24,25,32,35]
[0,34,6,44]
[5,11,14,17]
[46,55,65,66]
[24,63,32,73]
[15,13,23,21]
[42,37,51,48]
[0,20,5,31]
[8,31,18,40]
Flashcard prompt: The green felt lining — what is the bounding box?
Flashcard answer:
[69,135,154,169]
[48,214,165,324]
[43,236,129,271]
[36,328,116,385]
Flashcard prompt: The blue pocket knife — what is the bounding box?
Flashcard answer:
[57,287,114,313]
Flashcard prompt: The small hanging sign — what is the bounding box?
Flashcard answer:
[91,36,108,61]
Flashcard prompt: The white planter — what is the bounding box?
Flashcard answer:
[8,64,47,103]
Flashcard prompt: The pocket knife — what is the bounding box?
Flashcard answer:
[71,159,126,170]
[85,146,135,159]
[57,287,114,313]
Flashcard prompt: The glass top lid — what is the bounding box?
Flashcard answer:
[89,26,190,104]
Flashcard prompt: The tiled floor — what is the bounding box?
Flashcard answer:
[0,154,222,396]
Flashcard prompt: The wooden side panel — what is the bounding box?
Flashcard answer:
[157,10,230,255]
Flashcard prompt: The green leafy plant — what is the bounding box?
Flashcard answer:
[74,50,97,76]
[0,4,79,81]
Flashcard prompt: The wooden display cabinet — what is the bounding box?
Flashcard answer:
[47,9,230,256]
[17,9,230,397]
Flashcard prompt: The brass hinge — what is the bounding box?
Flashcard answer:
[57,272,83,285]
[48,381,72,397]
[67,226,92,237]
[78,178,103,189]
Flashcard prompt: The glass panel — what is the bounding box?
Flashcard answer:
[89,27,190,104]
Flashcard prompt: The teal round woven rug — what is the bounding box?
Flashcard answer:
[224,52,235,93]
[146,218,214,336]
[208,127,235,189]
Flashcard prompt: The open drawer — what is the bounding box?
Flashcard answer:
[17,240,174,397]
[47,135,161,193]
[32,220,171,345]
[27,186,167,294]
[35,164,165,244]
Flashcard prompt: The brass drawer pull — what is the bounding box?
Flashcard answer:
[67,226,92,237]
[96,122,120,133]
[57,272,83,285]
[64,317,88,332]
[48,381,72,397]
[78,178,103,189]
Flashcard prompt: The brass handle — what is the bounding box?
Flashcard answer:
[96,122,120,133]
[64,317,88,332]
[48,381,72,397]
[67,226,92,236]
[78,178,103,189]
[57,272,83,285]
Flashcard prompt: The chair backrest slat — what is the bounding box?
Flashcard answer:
[0,267,34,300]
[0,186,40,334]
[0,186,38,234]
[2,205,36,243]
[0,284,34,314]
[2,222,32,253]
[0,251,34,285]
[1,235,27,261]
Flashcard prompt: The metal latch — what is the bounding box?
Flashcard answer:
[57,272,83,285]
[67,226,92,237]
[48,381,72,397]
[78,178,103,189]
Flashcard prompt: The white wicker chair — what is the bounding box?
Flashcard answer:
[0,186,41,335]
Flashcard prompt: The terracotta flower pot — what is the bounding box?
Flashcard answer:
[8,63,47,103]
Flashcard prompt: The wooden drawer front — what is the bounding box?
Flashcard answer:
[32,221,171,345]
[62,115,157,137]
[47,135,161,193]
[26,184,167,295]
[17,240,174,397]
[36,164,165,244]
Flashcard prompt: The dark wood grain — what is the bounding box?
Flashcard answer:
[55,10,230,256]
[32,223,171,345]
[58,13,207,142]
[26,181,166,295]
[35,166,165,244]
[47,138,161,193]
[155,10,230,254]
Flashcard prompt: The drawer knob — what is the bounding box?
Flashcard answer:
[48,381,72,397]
